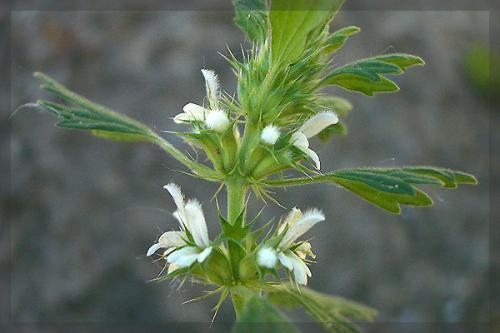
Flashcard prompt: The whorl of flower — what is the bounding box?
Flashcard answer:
[261,125,281,145]
[256,207,325,285]
[147,183,212,270]
[205,110,230,132]
[291,111,339,169]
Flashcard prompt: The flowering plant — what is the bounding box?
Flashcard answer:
[30,0,477,331]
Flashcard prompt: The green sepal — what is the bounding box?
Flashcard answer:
[201,247,233,286]
[267,284,376,333]
[324,26,361,53]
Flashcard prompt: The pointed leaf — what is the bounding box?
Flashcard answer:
[322,53,424,96]
[268,285,376,333]
[233,0,268,43]
[325,25,361,53]
[270,0,345,66]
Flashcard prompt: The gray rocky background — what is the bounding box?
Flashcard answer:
[6,6,490,332]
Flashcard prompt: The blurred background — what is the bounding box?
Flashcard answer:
[5,6,492,332]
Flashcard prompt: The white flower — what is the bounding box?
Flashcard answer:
[291,111,339,169]
[173,103,209,124]
[205,109,230,132]
[261,125,281,145]
[256,207,324,285]
[173,69,231,132]
[147,183,212,269]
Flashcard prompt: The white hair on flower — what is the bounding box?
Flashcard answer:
[261,125,281,145]
[205,109,230,132]
[257,247,278,268]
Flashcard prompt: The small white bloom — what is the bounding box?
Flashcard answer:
[205,109,230,132]
[257,207,325,285]
[257,247,278,268]
[147,183,213,269]
[173,103,209,124]
[279,208,325,248]
[261,125,281,145]
[201,69,220,108]
[298,111,339,138]
[291,111,339,169]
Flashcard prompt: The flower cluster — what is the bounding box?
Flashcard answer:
[147,183,324,286]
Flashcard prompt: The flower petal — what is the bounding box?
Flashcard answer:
[298,111,339,138]
[167,246,200,267]
[287,251,311,285]
[197,247,213,263]
[164,183,187,228]
[201,69,220,108]
[173,103,208,123]
[167,263,181,274]
[158,231,187,248]
[278,207,302,235]
[303,147,321,170]
[279,209,325,248]
[146,243,162,256]
[257,247,278,268]
[184,199,210,248]
[278,252,294,271]
[291,132,309,149]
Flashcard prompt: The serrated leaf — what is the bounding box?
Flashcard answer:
[232,294,300,333]
[264,166,477,214]
[34,73,155,142]
[325,25,361,53]
[233,0,268,43]
[267,285,376,333]
[322,53,424,96]
[270,0,345,66]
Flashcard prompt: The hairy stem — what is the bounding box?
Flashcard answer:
[151,134,221,181]
[226,175,247,224]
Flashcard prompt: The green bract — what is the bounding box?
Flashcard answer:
[29,0,477,332]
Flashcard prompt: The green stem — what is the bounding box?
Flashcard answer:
[152,134,221,181]
[226,175,247,224]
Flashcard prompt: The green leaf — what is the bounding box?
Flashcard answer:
[324,25,360,53]
[322,53,424,96]
[267,285,376,333]
[263,166,477,214]
[270,0,345,66]
[232,294,300,333]
[34,73,155,141]
[233,0,268,43]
